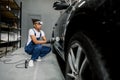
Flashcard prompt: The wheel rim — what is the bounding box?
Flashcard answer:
[66,41,89,80]
[65,0,72,5]
[65,0,80,5]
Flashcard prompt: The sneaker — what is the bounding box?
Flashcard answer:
[28,60,34,67]
[37,57,42,62]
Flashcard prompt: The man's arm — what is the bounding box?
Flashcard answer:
[30,35,47,44]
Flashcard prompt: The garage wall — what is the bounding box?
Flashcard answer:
[16,0,60,47]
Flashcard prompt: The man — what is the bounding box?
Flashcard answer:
[25,19,51,67]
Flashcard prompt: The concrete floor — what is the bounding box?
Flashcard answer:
[0,47,64,80]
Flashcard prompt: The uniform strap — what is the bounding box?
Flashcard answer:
[32,29,41,38]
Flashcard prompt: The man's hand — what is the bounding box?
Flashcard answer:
[47,38,55,43]
[47,37,60,44]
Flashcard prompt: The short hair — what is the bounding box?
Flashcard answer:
[32,19,43,25]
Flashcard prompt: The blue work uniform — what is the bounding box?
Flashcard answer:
[24,29,51,61]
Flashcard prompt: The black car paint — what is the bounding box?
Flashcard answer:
[52,0,119,79]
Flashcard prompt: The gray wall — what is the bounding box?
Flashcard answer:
[16,0,60,47]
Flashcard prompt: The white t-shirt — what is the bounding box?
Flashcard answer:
[26,28,45,45]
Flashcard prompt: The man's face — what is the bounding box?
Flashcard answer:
[34,23,42,31]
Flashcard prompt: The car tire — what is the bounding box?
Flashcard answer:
[65,32,110,80]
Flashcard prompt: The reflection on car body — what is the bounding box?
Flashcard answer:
[52,0,119,80]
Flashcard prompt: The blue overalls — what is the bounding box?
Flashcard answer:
[24,29,51,61]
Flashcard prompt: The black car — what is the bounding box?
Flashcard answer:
[52,0,119,80]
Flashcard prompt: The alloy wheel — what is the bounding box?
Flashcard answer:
[66,41,89,80]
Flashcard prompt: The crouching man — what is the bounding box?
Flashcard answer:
[24,19,51,67]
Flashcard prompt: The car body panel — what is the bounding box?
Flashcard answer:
[52,1,119,79]
[53,0,120,60]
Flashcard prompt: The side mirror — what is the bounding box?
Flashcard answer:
[53,1,69,10]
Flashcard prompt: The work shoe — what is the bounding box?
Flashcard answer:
[28,60,34,67]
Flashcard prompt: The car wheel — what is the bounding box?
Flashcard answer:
[65,32,110,80]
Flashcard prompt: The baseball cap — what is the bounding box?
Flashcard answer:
[32,19,43,25]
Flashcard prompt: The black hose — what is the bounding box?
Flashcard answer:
[0,53,30,69]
